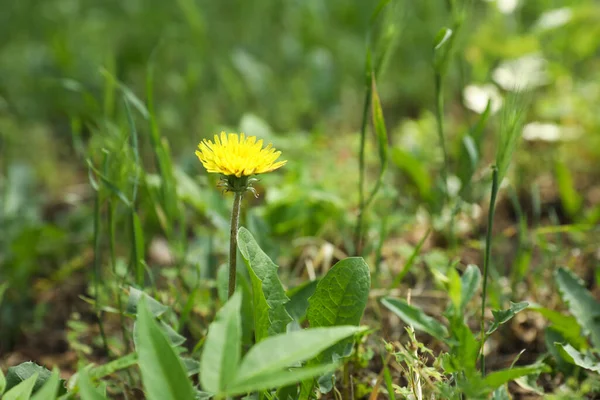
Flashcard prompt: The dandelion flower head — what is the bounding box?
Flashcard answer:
[196,132,287,178]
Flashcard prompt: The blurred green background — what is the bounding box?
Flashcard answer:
[1,0,599,368]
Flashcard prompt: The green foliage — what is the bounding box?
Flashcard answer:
[237,227,293,341]
[487,302,529,335]
[78,370,108,400]
[495,93,527,184]
[200,291,242,395]
[555,267,600,349]
[31,370,61,400]
[135,298,196,400]
[4,362,52,395]
[382,298,448,342]
[2,373,38,400]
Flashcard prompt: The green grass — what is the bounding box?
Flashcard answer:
[1,0,600,399]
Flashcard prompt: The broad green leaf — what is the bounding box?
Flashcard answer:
[460,264,481,312]
[233,326,364,385]
[482,363,549,391]
[308,258,370,328]
[487,302,529,335]
[78,370,107,400]
[545,328,574,374]
[555,267,600,349]
[2,373,38,400]
[556,343,600,373]
[31,369,61,400]
[382,297,448,341]
[126,287,168,317]
[135,298,196,400]
[5,362,52,394]
[237,227,292,341]
[529,304,587,349]
[285,280,319,322]
[200,291,242,394]
[226,364,338,397]
[307,258,371,361]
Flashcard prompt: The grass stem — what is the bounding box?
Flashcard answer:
[480,166,499,375]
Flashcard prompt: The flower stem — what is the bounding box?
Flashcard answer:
[228,191,243,298]
[480,166,499,376]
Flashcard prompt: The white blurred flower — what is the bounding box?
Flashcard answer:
[522,122,580,142]
[497,0,518,14]
[463,84,503,114]
[535,8,572,31]
[492,53,549,91]
[484,0,519,14]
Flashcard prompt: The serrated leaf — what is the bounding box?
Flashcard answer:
[226,364,338,397]
[556,343,600,373]
[382,297,448,341]
[487,302,529,335]
[2,373,38,400]
[78,370,107,400]
[200,291,242,394]
[237,227,292,341]
[233,326,364,385]
[31,369,61,400]
[5,362,52,394]
[307,258,370,362]
[126,287,168,317]
[135,298,196,400]
[555,267,600,349]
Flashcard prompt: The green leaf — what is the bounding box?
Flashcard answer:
[78,370,107,400]
[555,267,600,349]
[491,385,510,400]
[529,304,587,349]
[88,353,138,380]
[460,264,481,312]
[482,364,549,391]
[200,291,242,394]
[226,364,339,397]
[556,343,600,373]
[233,326,364,385]
[126,287,168,317]
[237,227,293,341]
[390,148,432,203]
[307,258,371,361]
[285,280,319,323]
[555,161,582,217]
[487,302,529,335]
[434,27,453,50]
[364,77,388,208]
[2,373,38,400]
[447,267,462,313]
[0,368,5,395]
[382,297,448,341]
[5,362,52,394]
[135,298,196,400]
[31,369,61,400]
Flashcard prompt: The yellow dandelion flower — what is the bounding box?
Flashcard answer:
[195,132,287,178]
